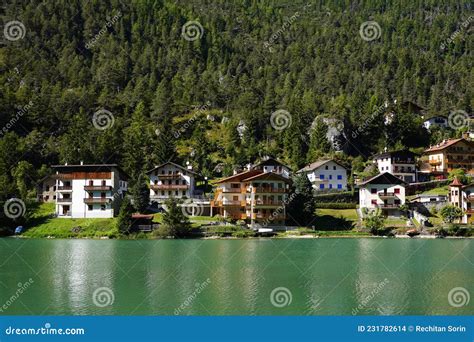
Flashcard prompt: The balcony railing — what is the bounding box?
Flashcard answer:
[150,184,189,190]
[252,187,286,193]
[222,188,245,193]
[251,200,284,206]
[84,198,112,204]
[428,160,442,165]
[157,173,182,179]
[378,192,397,199]
[57,198,72,203]
[84,185,112,191]
[251,213,285,220]
[375,204,401,209]
[221,200,246,206]
[57,186,72,191]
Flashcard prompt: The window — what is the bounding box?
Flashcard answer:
[53,195,56,200]
[182,191,186,196]
[182,180,186,185]
[394,188,400,194]
[337,184,342,189]
[102,180,106,186]
[329,184,332,189]
[101,192,106,198]
[329,175,332,180]
[45,185,50,191]
[89,180,93,186]
[371,188,377,194]
[175,191,178,196]
[333,166,336,170]
[394,199,401,205]
[88,205,93,211]
[371,199,377,205]
[325,165,329,170]
[320,174,324,180]
[319,184,324,189]
[337,175,342,180]
[161,191,165,196]
[100,205,106,211]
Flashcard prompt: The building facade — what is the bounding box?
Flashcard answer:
[359,172,406,217]
[52,164,128,218]
[448,177,474,224]
[372,150,417,183]
[36,175,57,203]
[211,169,290,228]
[147,162,199,201]
[421,138,474,179]
[423,116,448,130]
[297,159,348,191]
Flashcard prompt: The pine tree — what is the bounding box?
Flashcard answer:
[131,173,150,213]
[116,196,134,235]
[287,173,315,226]
[162,198,191,237]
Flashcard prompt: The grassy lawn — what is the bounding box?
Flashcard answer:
[384,217,409,228]
[312,208,359,230]
[21,203,118,238]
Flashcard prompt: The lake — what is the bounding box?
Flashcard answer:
[0,238,472,315]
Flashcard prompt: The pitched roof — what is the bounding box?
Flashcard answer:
[450,177,463,187]
[146,161,199,176]
[360,172,407,186]
[214,169,261,184]
[297,159,347,173]
[52,164,130,179]
[252,157,291,170]
[372,149,417,160]
[242,171,291,183]
[424,138,472,153]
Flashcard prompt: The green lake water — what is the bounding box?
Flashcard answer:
[0,238,472,315]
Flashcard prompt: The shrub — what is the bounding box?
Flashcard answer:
[314,202,356,209]
[232,230,255,238]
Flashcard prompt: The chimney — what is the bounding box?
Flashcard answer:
[65,162,68,165]
[80,161,83,165]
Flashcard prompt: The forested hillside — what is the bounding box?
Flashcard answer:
[0,0,472,199]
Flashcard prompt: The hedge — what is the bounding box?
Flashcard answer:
[315,202,357,209]
[313,191,358,203]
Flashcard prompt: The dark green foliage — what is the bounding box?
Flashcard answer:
[0,1,472,200]
[131,173,150,213]
[287,173,316,226]
[116,196,134,235]
[161,198,192,237]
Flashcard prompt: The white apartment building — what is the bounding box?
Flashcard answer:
[297,159,348,191]
[448,177,474,224]
[147,162,199,201]
[359,172,406,217]
[372,150,417,183]
[423,116,448,130]
[52,164,128,218]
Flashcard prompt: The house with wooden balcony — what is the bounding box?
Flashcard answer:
[359,172,407,217]
[448,176,474,224]
[146,162,200,202]
[210,169,291,228]
[419,138,474,179]
[52,163,128,218]
[371,150,417,183]
[251,157,291,179]
[36,175,57,203]
[297,159,348,191]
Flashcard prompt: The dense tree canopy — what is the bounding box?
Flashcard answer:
[0,0,472,200]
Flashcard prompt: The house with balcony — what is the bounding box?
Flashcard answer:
[359,172,407,217]
[420,138,474,179]
[36,175,57,203]
[296,159,348,191]
[52,163,128,218]
[210,169,290,228]
[448,177,474,224]
[372,150,417,183]
[146,162,199,202]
